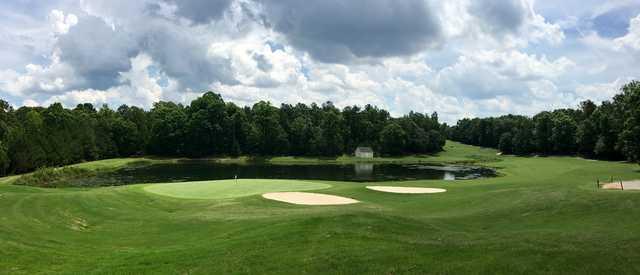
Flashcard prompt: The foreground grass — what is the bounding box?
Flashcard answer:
[0,141,639,274]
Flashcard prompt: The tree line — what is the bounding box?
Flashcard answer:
[0,92,446,176]
[448,81,640,163]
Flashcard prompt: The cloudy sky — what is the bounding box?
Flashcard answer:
[1,0,639,123]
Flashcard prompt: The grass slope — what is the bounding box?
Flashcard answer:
[0,141,639,274]
[144,179,330,200]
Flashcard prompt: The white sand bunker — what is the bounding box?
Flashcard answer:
[366,186,447,194]
[262,192,359,205]
[602,180,640,190]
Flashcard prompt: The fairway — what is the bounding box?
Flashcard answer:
[1,141,640,274]
[144,179,331,200]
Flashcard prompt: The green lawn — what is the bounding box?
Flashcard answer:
[144,179,330,200]
[1,141,639,274]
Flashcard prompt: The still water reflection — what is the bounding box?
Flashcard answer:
[87,161,496,185]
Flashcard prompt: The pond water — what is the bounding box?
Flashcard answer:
[86,161,496,185]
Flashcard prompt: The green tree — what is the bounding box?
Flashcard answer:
[0,91,450,175]
[551,113,577,154]
[184,92,228,157]
[148,102,187,155]
[72,104,99,160]
[95,105,120,158]
[399,118,428,153]
[320,110,344,156]
[289,117,311,155]
[576,118,597,156]
[426,129,445,152]
[379,122,407,155]
[498,132,514,154]
[43,103,81,165]
[511,123,535,155]
[615,81,640,162]
[591,102,620,159]
[308,126,325,156]
[112,117,141,156]
[9,109,47,172]
[252,101,288,155]
[118,105,150,153]
[0,141,9,175]
[534,112,554,154]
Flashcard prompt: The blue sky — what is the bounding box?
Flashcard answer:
[0,0,638,123]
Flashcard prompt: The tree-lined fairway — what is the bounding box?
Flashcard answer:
[1,141,640,274]
[144,179,330,200]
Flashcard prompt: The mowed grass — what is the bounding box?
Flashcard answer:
[0,141,639,274]
[144,179,330,200]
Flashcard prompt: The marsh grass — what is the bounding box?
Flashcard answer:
[13,167,96,188]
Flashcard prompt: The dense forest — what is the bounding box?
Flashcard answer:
[449,81,640,163]
[0,92,446,176]
[2,80,638,177]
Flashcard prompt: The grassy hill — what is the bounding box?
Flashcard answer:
[1,141,639,274]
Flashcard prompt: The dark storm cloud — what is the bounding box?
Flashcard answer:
[469,0,527,34]
[57,15,138,89]
[259,0,442,63]
[253,53,272,72]
[164,0,233,24]
[54,12,238,92]
[139,21,238,88]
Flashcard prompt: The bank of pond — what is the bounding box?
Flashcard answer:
[14,160,497,188]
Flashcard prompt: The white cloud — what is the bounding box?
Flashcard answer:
[434,50,574,99]
[581,14,640,53]
[470,50,574,79]
[48,9,78,35]
[590,1,639,19]
[0,50,77,96]
[435,0,565,49]
[614,14,640,51]
[525,7,565,45]
[207,36,304,88]
[22,98,40,107]
[45,89,120,107]
[0,0,637,125]
[44,53,179,108]
[575,77,637,103]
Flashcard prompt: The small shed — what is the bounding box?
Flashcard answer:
[355,147,374,158]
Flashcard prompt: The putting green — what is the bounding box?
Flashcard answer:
[143,179,331,200]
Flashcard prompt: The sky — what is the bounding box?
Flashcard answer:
[0,0,639,123]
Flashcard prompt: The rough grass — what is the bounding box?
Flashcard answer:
[144,179,330,200]
[70,158,174,171]
[0,141,639,274]
[13,167,96,188]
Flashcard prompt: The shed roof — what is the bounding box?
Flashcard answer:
[355,147,373,153]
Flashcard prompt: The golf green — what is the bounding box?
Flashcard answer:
[143,179,331,199]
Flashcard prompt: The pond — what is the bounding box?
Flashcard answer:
[84,161,496,185]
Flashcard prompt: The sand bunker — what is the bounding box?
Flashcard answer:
[262,192,359,205]
[366,186,447,194]
[602,180,640,190]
